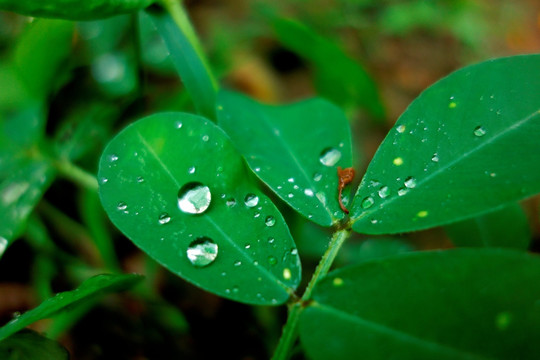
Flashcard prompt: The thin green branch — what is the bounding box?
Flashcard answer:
[53,159,98,191]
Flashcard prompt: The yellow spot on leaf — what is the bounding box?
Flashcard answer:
[449,102,457,108]
[283,268,292,280]
[417,210,428,218]
[393,157,404,166]
[333,277,344,287]
[496,312,512,330]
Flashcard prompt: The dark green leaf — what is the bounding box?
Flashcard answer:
[98,112,300,305]
[217,90,353,227]
[0,0,155,20]
[146,9,218,120]
[0,273,143,341]
[273,18,385,119]
[445,203,530,250]
[339,237,414,264]
[0,330,69,360]
[300,249,540,360]
[351,55,540,234]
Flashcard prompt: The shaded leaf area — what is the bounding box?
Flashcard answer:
[146,8,218,120]
[218,90,353,227]
[300,249,540,360]
[338,238,414,264]
[351,55,540,234]
[0,330,69,360]
[445,203,531,250]
[98,113,300,305]
[273,18,385,119]
[0,0,154,20]
[0,274,143,341]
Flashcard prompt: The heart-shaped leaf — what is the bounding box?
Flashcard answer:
[217,90,353,227]
[350,55,540,234]
[300,249,540,360]
[98,112,300,305]
[0,274,142,341]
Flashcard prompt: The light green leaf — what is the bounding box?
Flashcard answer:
[0,274,142,341]
[98,112,300,305]
[0,330,69,360]
[300,249,540,360]
[273,18,385,119]
[445,203,530,250]
[146,8,218,120]
[217,90,353,227]
[351,55,540,234]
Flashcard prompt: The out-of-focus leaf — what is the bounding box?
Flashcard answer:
[0,330,69,360]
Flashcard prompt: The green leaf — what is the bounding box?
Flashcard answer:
[0,0,155,20]
[445,203,530,250]
[339,237,414,264]
[217,90,353,227]
[98,112,300,305]
[300,249,540,360]
[351,55,540,234]
[0,330,69,360]
[273,18,385,119]
[145,7,218,120]
[0,273,142,341]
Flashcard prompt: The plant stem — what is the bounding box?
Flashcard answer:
[272,228,351,360]
[53,159,98,192]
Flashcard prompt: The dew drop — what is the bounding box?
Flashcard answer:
[202,135,209,142]
[361,196,374,209]
[304,189,314,197]
[396,125,406,133]
[268,237,275,244]
[186,237,218,267]
[313,173,322,182]
[226,198,236,207]
[100,177,109,184]
[283,268,292,280]
[188,166,196,174]
[473,126,486,137]
[431,153,439,162]
[234,260,242,267]
[244,194,259,207]
[319,147,341,166]
[175,121,183,129]
[158,213,171,224]
[136,176,144,183]
[287,193,294,198]
[268,256,277,265]
[287,177,294,183]
[117,202,127,211]
[378,186,390,199]
[398,188,408,196]
[404,177,417,189]
[109,154,118,162]
[265,216,276,227]
[370,219,378,224]
[178,182,211,214]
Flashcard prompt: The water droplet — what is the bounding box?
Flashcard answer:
[244,194,259,207]
[319,148,341,166]
[378,186,390,198]
[268,256,277,265]
[188,166,196,174]
[136,176,144,183]
[234,260,242,266]
[398,188,408,196]
[283,268,292,280]
[202,135,209,142]
[287,178,294,183]
[109,154,118,162]
[304,189,314,197]
[265,216,276,227]
[175,121,183,129]
[225,198,235,207]
[370,219,378,224]
[404,177,417,189]
[473,126,486,137]
[254,167,261,172]
[361,196,374,209]
[100,177,109,184]
[232,286,239,294]
[431,153,439,162]
[268,237,275,244]
[396,125,406,133]
[117,202,127,210]
[293,185,299,190]
[178,182,211,214]
[158,213,171,224]
[186,237,218,267]
[254,212,260,218]
[287,193,294,198]
[253,260,259,266]
[313,173,322,182]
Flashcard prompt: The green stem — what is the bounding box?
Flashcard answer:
[53,159,98,192]
[272,228,351,360]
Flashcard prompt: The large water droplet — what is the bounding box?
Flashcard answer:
[178,182,211,214]
[404,177,417,189]
[265,216,276,227]
[304,189,314,197]
[361,196,374,209]
[319,148,341,166]
[378,186,390,199]
[473,126,486,137]
[186,237,218,267]
[158,213,171,224]
[244,194,259,207]
[396,125,406,133]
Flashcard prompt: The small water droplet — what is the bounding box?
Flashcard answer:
[186,237,218,267]
[404,177,417,189]
[202,135,209,142]
[431,153,439,162]
[117,202,127,210]
[244,194,259,207]
[361,196,374,209]
[268,237,275,244]
[188,166,196,174]
[234,260,242,266]
[226,198,236,207]
[268,256,277,265]
[232,286,239,294]
[378,186,390,198]
[473,126,486,137]
[136,176,144,183]
[175,121,183,129]
[109,154,118,162]
[287,178,294,183]
[287,193,294,198]
[254,167,261,172]
[158,213,171,224]
[100,177,109,184]
[319,148,341,166]
[178,182,211,214]
[370,219,378,224]
[398,188,408,196]
[396,125,406,133]
[304,189,314,197]
[265,216,276,227]
[313,173,322,182]
[254,212,260,218]
[293,184,299,190]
